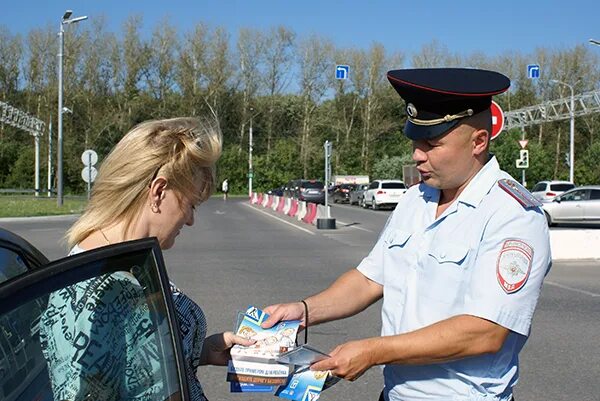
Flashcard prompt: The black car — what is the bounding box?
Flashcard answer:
[0,228,192,401]
[330,184,357,204]
[267,185,285,197]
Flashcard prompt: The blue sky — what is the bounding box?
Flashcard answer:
[2,0,599,59]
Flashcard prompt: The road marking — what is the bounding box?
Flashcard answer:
[545,280,600,297]
[242,203,315,235]
[336,220,374,233]
[30,228,58,232]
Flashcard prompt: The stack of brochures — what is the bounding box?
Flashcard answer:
[227,306,338,400]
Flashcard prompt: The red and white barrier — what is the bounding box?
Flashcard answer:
[257,193,264,206]
[276,196,286,213]
[282,197,292,215]
[297,201,307,221]
[303,202,318,225]
[287,199,298,217]
[265,195,273,209]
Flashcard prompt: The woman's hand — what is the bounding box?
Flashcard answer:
[200,331,256,366]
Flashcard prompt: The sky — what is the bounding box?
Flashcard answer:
[2,0,600,62]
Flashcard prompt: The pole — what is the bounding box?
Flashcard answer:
[248,112,253,198]
[34,135,40,196]
[569,88,575,183]
[57,21,64,206]
[87,153,92,199]
[521,127,526,187]
[324,140,329,211]
[47,120,52,197]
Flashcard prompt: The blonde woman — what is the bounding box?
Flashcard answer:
[40,118,253,401]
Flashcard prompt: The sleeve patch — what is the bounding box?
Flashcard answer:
[498,179,542,208]
[496,239,533,294]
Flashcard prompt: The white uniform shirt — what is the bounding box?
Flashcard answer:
[357,156,551,401]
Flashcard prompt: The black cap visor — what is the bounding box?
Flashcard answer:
[404,119,461,141]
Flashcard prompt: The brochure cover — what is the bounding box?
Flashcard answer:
[227,359,289,385]
[275,367,328,401]
[230,305,301,364]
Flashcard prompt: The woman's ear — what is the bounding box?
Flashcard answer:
[149,177,168,204]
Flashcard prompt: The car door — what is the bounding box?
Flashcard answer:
[583,189,600,222]
[0,235,189,401]
[553,189,588,222]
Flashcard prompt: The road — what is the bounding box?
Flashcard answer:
[1,198,599,401]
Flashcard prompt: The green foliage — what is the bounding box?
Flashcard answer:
[372,155,410,180]
[576,141,600,185]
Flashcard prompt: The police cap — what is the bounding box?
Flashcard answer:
[387,68,510,140]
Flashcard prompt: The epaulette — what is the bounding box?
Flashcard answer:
[498,179,542,208]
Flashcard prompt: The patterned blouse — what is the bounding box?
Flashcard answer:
[39,245,208,401]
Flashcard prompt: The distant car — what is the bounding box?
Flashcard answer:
[330,183,357,204]
[531,180,576,203]
[362,180,407,210]
[349,184,369,206]
[267,186,284,197]
[0,229,191,400]
[287,179,325,204]
[542,186,600,226]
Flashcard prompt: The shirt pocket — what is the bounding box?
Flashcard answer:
[418,241,470,304]
[384,229,412,249]
[383,229,414,294]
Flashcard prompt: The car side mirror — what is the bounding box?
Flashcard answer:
[554,197,561,203]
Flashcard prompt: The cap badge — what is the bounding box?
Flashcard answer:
[406,103,418,118]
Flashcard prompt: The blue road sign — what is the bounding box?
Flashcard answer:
[336,65,349,80]
[527,64,540,79]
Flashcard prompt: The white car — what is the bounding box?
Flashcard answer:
[362,180,407,210]
[542,186,600,226]
[531,180,576,203]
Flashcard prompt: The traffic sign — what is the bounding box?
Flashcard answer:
[335,65,349,80]
[81,149,98,166]
[490,101,505,140]
[516,149,529,169]
[519,140,529,149]
[527,64,540,79]
[81,166,98,183]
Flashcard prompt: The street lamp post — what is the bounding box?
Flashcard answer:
[248,108,253,198]
[57,10,87,206]
[550,79,575,183]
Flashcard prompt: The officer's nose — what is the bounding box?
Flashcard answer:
[412,141,428,163]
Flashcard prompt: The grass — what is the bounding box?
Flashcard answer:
[0,193,249,218]
[0,196,87,218]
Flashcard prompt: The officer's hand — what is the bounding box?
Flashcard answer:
[261,302,306,329]
[310,338,377,381]
[201,331,256,366]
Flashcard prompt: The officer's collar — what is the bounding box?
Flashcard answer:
[455,154,499,207]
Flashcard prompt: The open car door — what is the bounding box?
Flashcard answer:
[0,235,189,401]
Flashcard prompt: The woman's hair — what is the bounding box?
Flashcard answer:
[66,117,222,248]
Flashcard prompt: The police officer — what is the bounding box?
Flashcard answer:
[262,68,552,401]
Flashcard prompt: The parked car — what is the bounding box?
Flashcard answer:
[542,186,600,226]
[349,184,369,206]
[267,185,285,197]
[0,228,191,401]
[362,180,407,210]
[286,179,325,204]
[531,180,576,203]
[330,183,357,204]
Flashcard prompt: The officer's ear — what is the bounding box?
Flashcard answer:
[471,128,489,156]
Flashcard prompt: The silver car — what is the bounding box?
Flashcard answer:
[542,186,600,226]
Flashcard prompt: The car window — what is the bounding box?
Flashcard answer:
[369,182,378,189]
[0,239,188,401]
[0,247,29,284]
[550,183,575,191]
[589,190,600,200]
[382,182,406,189]
[301,181,323,189]
[560,189,588,202]
[531,183,546,192]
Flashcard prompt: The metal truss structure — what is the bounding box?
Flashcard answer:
[504,89,600,130]
[0,101,46,195]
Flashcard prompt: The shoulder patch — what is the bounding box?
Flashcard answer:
[498,179,542,208]
[496,239,533,293]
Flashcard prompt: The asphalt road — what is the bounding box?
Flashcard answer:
[1,198,599,401]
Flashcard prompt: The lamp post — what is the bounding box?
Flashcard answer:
[550,79,575,183]
[248,107,253,198]
[57,10,87,206]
